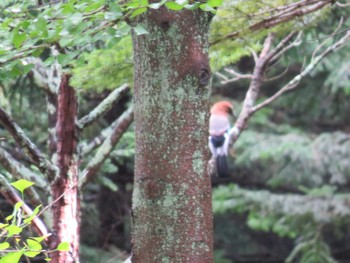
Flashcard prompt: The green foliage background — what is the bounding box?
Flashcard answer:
[0,0,350,262]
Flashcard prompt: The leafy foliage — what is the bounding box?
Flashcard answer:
[0,180,68,262]
[70,36,133,91]
[213,184,350,262]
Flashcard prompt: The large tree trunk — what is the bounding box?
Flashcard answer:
[131,9,213,262]
[49,74,80,263]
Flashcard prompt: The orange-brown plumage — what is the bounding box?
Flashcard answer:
[210,101,233,116]
[209,101,234,177]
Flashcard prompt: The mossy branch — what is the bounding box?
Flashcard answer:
[0,146,50,196]
[80,105,134,188]
[77,84,130,130]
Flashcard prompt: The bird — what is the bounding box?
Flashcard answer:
[208,101,234,177]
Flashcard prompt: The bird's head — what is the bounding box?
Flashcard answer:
[210,101,235,117]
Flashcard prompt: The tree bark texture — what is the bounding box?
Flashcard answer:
[49,74,80,263]
[132,9,213,263]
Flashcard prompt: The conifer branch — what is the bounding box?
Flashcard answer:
[0,107,58,182]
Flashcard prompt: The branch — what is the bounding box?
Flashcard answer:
[80,105,134,188]
[224,32,308,150]
[77,84,130,130]
[218,68,253,85]
[26,56,62,94]
[213,184,350,224]
[0,44,51,66]
[0,146,50,196]
[210,0,333,46]
[253,29,350,113]
[0,107,58,182]
[225,29,350,152]
[0,173,49,238]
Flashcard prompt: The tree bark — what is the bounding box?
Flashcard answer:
[131,9,213,263]
[49,74,80,263]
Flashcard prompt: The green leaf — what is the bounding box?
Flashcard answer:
[24,251,40,258]
[5,225,22,237]
[12,31,27,49]
[207,0,223,8]
[109,2,123,13]
[0,242,10,250]
[133,25,148,36]
[130,7,147,18]
[0,223,8,229]
[0,251,23,263]
[11,179,34,194]
[14,202,23,210]
[23,205,42,224]
[5,215,13,221]
[27,239,42,250]
[32,235,47,243]
[165,2,183,10]
[56,242,70,251]
[199,3,216,12]
[36,17,48,32]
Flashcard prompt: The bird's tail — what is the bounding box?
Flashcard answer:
[216,154,229,178]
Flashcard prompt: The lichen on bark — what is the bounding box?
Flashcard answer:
[131,9,213,263]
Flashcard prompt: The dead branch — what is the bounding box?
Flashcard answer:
[77,84,130,130]
[218,68,253,85]
[80,105,134,188]
[253,29,350,113]
[226,28,350,152]
[0,107,58,182]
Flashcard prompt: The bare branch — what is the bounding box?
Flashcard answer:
[214,72,229,81]
[77,84,130,130]
[0,173,49,238]
[218,68,253,85]
[80,105,134,188]
[225,29,350,150]
[0,107,58,182]
[223,34,276,152]
[253,29,350,113]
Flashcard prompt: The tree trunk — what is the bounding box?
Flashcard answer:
[131,9,213,263]
[49,74,80,263]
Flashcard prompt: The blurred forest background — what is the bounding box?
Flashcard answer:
[1,0,350,262]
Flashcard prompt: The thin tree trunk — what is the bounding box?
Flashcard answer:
[49,74,80,263]
[131,9,213,262]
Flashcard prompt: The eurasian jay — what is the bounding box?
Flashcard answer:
[209,101,234,177]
